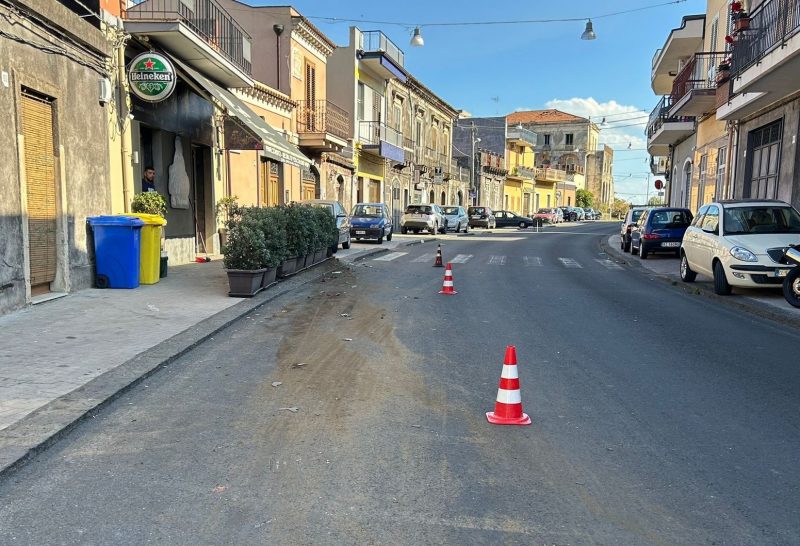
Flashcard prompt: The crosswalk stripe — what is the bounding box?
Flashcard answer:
[523,256,543,267]
[595,258,623,270]
[488,255,507,265]
[412,253,436,263]
[558,258,583,269]
[373,252,408,261]
[450,254,473,263]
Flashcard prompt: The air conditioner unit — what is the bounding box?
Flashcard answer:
[98,77,112,104]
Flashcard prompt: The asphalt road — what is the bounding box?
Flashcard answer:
[2,222,799,545]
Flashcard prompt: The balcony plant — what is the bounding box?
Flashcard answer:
[223,209,270,297]
[716,58,732,84]
[311,206,338,261]
[731,2,750,31]
[246,206,286,288]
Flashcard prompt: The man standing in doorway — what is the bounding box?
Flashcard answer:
[141,166,156,193]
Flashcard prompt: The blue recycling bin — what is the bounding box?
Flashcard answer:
[87,215,145,289]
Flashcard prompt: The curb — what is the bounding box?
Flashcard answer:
[599,235,800,330]
[0,259,341,481]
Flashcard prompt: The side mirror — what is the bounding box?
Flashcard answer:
[702,226,718,235]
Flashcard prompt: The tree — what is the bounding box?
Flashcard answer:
[610,198,629,218]
[576,189,594,208]
[647,196,665,206]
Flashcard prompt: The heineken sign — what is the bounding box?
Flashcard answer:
[128,52,176,102]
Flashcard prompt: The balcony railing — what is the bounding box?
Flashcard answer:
[535,167,568,182]
[358,30,405,67]
[358,121,402,148]
[671,51,727,102]
[507,125,537,146]
[296,100,350,140]
[647,95,693,138]
[123,0,252,75]
[733,0,800,75]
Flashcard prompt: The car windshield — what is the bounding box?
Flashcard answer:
[443,207,460,215]
[406,205,432,214]
[723,206,800,234]
[311,203,334,214]
[537,209,551,214]
[353,205,382,217]
[469,207,485,214]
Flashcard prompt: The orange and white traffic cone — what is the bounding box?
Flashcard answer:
[438,263,457,295]
[433,244,444,267]
[486,346,531,425]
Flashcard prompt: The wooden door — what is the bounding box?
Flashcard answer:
[21,90,57,291]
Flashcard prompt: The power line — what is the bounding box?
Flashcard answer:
[307,0,687,28]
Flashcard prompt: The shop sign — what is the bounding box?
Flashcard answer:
[128,52,176,102]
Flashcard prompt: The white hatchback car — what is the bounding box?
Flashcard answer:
[680,199,800,295]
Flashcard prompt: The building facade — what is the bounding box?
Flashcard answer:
[718,0,800,209]
[1,0,113,315]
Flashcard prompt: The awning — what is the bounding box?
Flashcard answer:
[170,57,311,169]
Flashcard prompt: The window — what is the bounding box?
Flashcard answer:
[698,154,708,206]
[393,102,402,132]
[701,205,720,233]
[357,82,365,121]
[692,205,708,227]
[746,120,782,199]
[543,134,551,145]
[565,133,574,146]
[716,147,727,199]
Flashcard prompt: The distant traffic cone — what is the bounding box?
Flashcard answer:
[438,263,457,295]
[433,244,444,267]
[486,346,531,425]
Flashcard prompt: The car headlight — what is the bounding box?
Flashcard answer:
[730,246,757,262]
[370,223,381,228]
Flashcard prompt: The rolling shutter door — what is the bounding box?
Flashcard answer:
[21,91,57,287]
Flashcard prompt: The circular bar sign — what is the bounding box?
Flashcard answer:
[128,52,176,102]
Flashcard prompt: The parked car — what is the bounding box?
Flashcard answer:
[630,207,693,259]
[680,199,800,295]
[495,210,535,228]
[350,202,393,243]
[442,206,469,233]
[620,206,649,252]
[400,204,447,234]
[583,207,596,220]
[302,199,351,251]
[533,208,560,225]
[467,206,496,229]
[560,207,577,222]
[574,207,585,221]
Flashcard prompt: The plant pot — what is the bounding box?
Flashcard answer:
[159,253,168,278]
[261,266,277,289]
[326,246,334,258]
[277,257,297,278]
[735,17,750,31]
[716,70,730,85]
[303,254,313,269]
[314,249,326,264]
[226,268,266,297]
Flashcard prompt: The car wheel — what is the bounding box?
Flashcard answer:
[680,253,696,282]
[377,231,384,244]
[413,229,420,234]
[401,226,407,235]
[342,236,351,250]
[386,228,392,241]
[782,269,800,308]
[463,223,469,233]
[519,221,526,228]
[713,261,732,295]
[630,240,639,256]
[639,243,648,259]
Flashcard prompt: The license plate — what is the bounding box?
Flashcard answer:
[775,269,790,277]
[661,242,680,247]
[471,215,481,219]
[355,230,366,235]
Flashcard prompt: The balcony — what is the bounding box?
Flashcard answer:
[357,30,407,82]
[508,165,536,179]
[722,0,800,117]
[296,100,350,152]
[123,0,253,87]
[669,52,727,117]
[651,15,705,94]
[646,96,695,156]
[507,126,537,147]
[534,167,568,184]
[358,121,404,162]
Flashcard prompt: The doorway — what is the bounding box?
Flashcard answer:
[191,145,212,254]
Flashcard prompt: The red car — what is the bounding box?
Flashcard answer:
[533,208,560,224]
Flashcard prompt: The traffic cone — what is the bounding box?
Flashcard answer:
[438,263,457,295]
[486,346,531,425]
[433,244,444,267]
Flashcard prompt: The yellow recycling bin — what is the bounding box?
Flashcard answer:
[125,213,167,284]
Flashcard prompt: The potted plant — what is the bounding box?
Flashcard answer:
[311,206,337,262]
[731,2,750,31]
[215,195,239,250]
[716,58,732,84]
[250,206,285,288]
[223,209,270,297]
[284,204,314,271]
[131,192,169,277]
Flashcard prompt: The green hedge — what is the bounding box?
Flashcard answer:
[223,204,337,270]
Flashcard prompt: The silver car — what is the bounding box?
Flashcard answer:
[442,206,469,233]
[400,204,447,234]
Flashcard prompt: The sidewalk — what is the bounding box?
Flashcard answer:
[0,249,396,477]
[602,233,800,322]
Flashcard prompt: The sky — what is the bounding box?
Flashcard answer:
[253,0,707,202]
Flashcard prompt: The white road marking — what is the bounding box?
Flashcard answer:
[523,256,543,267]
[558,258,583,269]
[595,258,623,270]
[412,253,436,263]
[488,255,507,265]
[373,252,408,261]
[450,254,473,263]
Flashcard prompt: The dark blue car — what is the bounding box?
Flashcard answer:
[630,207,693,259]
[350,202,393,244]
